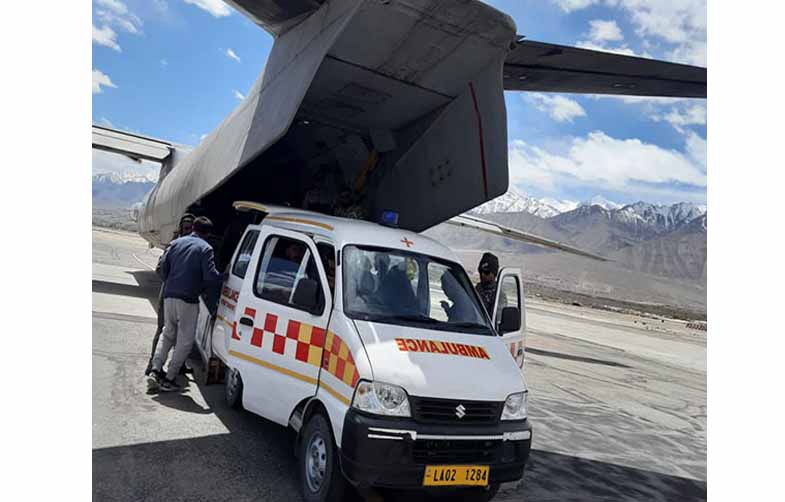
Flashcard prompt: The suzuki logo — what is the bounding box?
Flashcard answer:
[455,404,466,419]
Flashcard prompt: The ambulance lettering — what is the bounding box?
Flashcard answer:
[394,337,491,360]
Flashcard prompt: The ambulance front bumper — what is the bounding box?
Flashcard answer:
[340,409,532,489]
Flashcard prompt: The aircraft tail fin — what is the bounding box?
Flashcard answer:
[225,0,325,37]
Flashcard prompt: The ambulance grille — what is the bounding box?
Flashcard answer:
[412,439,499,464]
[410,396,503,425]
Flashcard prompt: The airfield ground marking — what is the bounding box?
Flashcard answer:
[132,252,155,271]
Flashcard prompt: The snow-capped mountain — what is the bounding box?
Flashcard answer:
[93,172,158,184]
[473,188,566,218]
[579,195,622,211]
[472,188,707,235]
[613,201,706,233]
[540,197,579,214]
[93,172,155,208]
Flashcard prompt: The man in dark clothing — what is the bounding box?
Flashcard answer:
[145,214,194,377]
[475,252,505,318]
[147,216,223,392]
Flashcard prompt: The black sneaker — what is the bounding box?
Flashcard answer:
[159,377,181,392]
[146,371,161,392]
[179,364,193,376]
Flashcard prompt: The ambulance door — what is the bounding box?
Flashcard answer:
[493,268,526,369]
[210,225,261,363]
[229,228,333,426]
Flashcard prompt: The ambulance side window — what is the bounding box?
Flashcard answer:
[496,275,520,323]
[254,235,325,314]
[231,230,260,279]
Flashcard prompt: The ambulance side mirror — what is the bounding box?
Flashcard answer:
[498,307,521,334]
[292,278,322,315]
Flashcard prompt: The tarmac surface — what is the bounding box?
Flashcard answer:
[92,227,706,502]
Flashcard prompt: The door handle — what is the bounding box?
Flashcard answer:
[239,317,254,327]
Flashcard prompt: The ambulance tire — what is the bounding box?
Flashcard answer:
[225,366,243,409]
[299,412,346,502]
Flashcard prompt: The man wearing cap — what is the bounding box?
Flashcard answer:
[147,216,224,392]
[476,252,506,318]
[145,213,195,378]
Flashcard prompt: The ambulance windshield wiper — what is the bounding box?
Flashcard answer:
[448,321,490,330]
[378,313,439,324]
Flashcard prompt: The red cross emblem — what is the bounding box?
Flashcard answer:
[401,237,414,248]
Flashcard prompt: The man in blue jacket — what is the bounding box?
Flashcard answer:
[147,216,223,392]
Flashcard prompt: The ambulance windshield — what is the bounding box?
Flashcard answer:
[342,246,493,335]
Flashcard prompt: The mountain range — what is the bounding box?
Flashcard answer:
[92,172,706,312]
[92,173,155,209]
[426,189,707,311]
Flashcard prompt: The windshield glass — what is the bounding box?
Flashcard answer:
[342,246,492,334]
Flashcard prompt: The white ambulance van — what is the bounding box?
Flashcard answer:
[194,203,531,502]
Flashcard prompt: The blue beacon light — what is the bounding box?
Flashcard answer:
[380,210,399,227]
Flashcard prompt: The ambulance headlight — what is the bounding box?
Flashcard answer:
[501,391,528,421]
[352,380,411,417]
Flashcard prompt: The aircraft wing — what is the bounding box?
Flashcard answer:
[504,40,706,98]
[446,213,608,262]
[225,0,325,36]
[92,125,175,163]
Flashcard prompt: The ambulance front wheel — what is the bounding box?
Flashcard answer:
[299,412,346,502]
[225,366,243,409]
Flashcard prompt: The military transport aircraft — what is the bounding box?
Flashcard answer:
[92,0,706,264]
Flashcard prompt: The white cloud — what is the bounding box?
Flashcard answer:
[508,131,706,201]
[92,69,117,94]
[588,19,623,42]
[552,0,707,66]
[226,48,241,63]
[95,0,128,15]
[554,0,600,12]
[526,94,587,123]
[93,0,143,45]
[160,58,168,67]
[653,103,706,132]
[184,0,232,18]
[97,117,114,128]
[96,9,142,35]
[667,39,707,67]
[92,24,121,51]
[684,131,706,172]
[233,90,245,100]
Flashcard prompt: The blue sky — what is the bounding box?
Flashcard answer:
[93,0,707,207]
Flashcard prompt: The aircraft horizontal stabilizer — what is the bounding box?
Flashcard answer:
[446,213,608,262]
[504,40,706,98]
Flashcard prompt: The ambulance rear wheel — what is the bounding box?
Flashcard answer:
[299,412,346,502]
[225,367,243,409]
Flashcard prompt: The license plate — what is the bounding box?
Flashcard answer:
[423,465,489,486]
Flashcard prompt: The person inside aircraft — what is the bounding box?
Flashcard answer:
[303,164,343,214]
[334,188,367,219]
